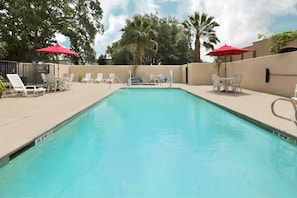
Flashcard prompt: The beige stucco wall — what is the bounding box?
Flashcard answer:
[187,62,217,85]
[187,51,297,97]
[69,65,132,82]
[228,51,297,97]
[55,51,297,97]
[67,65,182,83]
[135,65,182,83]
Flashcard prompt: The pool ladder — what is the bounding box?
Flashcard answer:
[271,97,297,126]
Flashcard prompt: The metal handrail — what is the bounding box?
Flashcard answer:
[169,69,173,88]
[114,76,127,88]
[127,70,131,87]
[271,97,297,126]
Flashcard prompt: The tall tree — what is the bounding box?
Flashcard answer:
[154,17,192,64]
[0,0,103,64]
[183,12,220,62]
[121,14,158,65]
[107,14,192,65]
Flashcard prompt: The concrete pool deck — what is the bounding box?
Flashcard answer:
[0,83,296,164]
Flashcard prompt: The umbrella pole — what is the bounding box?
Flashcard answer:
[224,60,227,77]
[58,64,60,78]
[57,55,60,78]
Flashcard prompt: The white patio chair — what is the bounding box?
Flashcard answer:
[150,74,155,83]
[60,73,74,90]
[212,74,223,92]
[105,73,115,84]
[41,73,47,88]
[94,73,103,83]
[231,74,243,93]
[81,73,93,83]
[6,74,46,97]
[46,74,59,92]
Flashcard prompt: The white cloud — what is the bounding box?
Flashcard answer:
[100,0,130,20]
[94,14,127,56]
[133,0,159,15]
[95,0,297,61]
[55,33,67,43]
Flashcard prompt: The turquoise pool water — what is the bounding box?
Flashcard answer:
[1,88,297,197]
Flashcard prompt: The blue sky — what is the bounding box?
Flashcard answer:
[56,0,297,62]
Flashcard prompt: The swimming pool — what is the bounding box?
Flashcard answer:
[0,88,297,197]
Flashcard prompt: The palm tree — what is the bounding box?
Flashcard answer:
[183,12,220,62]
[121,14,158,65]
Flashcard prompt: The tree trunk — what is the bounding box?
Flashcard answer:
[136,37,142,65]
[194,36,201,62]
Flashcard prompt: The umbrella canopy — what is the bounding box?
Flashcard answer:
[36,44,77,77]
[36,44,77,55]
[207,44,249,76]
[207,44,249,56]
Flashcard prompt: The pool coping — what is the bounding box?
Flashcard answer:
[191,92,297,145]
[0,83,123,166]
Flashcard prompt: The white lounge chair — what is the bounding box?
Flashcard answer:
[105,73,115,84]
[6,74,46,97]
[94,73,103,83]
[81,73,92,83]
[150,74,155,83]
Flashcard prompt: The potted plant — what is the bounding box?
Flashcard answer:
[0,75,6,98]
[78,75,82,82]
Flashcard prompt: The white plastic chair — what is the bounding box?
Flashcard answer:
[81,73,92,83]
[46,74,59,92]
[94,73,103,83]
[212,74,223,92]
[60,73,74,90]
[149,74,155,83]
[41,73,47,88]
[105,73,115,84]
[231,74,243,93]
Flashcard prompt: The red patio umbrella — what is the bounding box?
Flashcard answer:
[207,44,249,76]
[36,44,77,55]
[36,44,77,77]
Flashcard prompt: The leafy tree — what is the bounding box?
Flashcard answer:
[142,16,192,65]
[183,12,220,62]
[97,54,107,65]
[112,45,136,65]
[214,57,226,76]
[155,17,192,64]
[121,14,158,65]
[0,42,7,59]
[269,30,297,54]
[105,41,135,65]
[258,30,297,54]
[0,0,103,64]
[108,14,192,65]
